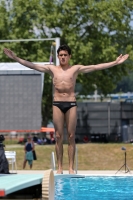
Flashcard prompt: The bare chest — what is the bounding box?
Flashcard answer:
[53,69,76,84]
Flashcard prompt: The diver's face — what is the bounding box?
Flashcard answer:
[58,50,71,66]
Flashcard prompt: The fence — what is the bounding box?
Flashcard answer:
[76,102,133,142]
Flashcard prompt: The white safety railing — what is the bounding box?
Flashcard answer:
[75,146,78,174]
[51,146,78,174]
[51,152,56,171]
[0,38,60,66]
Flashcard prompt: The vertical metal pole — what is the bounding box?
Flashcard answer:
[120,102,123,142]
[125,151,126,173]
[108,103,110,137]
[55,38,60,66]
[51,152,56,170]
[75,146,78,174]
[12,158,13,172]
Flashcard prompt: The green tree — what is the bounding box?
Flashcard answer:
[0,0,53,126]
[113,72,133,93]
[0,0,133,124]
[36,0,133,95]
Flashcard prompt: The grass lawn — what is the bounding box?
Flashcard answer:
[4,143,133,171]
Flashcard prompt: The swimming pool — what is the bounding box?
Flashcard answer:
[55,176,133,200]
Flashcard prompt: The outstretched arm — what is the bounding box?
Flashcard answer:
[77,54,129,73]
[3,48,52,73]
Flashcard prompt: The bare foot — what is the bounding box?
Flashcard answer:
[69,169,75,174]
[56,170,63,174]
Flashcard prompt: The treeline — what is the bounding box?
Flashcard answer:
[0,0,133,124]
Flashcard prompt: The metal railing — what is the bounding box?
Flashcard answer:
[51,146,78,174]
[51,152,56,171]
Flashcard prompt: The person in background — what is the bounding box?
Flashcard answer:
[33,135,38,143]
[23,135,34,169]
[83,135,89,143]
[50,131,55,144]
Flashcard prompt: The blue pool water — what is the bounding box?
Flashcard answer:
[55,176,133,200]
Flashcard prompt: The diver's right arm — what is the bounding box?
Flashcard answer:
[3,48,52,72]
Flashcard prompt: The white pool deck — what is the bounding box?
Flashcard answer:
[17,169,133,176]
[17,168,133,175]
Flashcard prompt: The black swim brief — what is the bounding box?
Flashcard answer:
[53,101,77,114]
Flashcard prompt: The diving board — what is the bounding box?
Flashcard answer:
[0,169,55,199]
[0,174,43,196]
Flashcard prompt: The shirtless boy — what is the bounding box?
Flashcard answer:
[3,45,129,174]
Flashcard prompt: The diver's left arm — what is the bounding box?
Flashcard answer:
[77,54,129,73]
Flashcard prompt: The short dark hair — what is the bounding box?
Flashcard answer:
[57,44,71,55]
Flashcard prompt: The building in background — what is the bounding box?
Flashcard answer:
[76,102,133,143]
[0,62,47,132]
